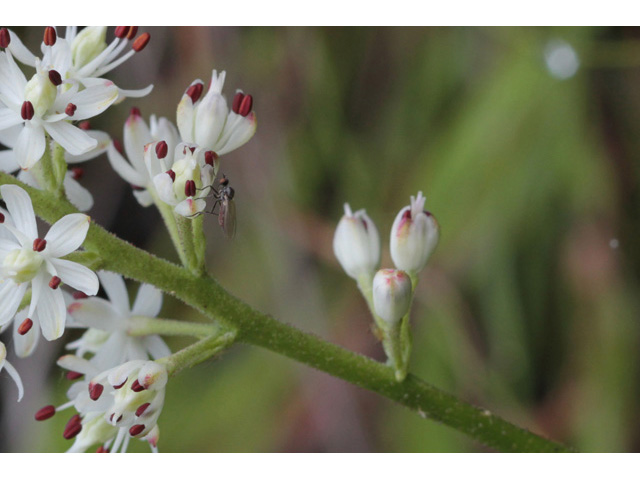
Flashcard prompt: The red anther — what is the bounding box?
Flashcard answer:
[185,180,196,197]
[113,379,127,389]
[78,120,91,130]
[89,383,104,401]
[0,28,10,48]
[49,276,61,289]
[135,402,151,417]
[113,139,124,154]
[186,83,203,103]
[114,26,129,39]
[63,414,82,439]
[21,101,34,120]
[43,26,57,46]
[232,92,244,114]
[127,26,138,40]
[132,32,150,52]
[131,184,144,191]
[204,151,218,166]
[129,424,145,436]
[96,446,110,453]
[155,141,168,159]
[72,291,88,300]
[65,103,77,116]
[0,212,4,223]
[48,69,62,86]
[131,379,145,392]
[33,238,47,252]
[238,94,253,117]
[71,167,84,180]
[35,405,56,421]
[166,169,176,182]
[402,209,412,221]
[66,371,83,380]
[17,318,33,335]
[130,106,141,117]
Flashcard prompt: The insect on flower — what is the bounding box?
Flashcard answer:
[200,174,236,239]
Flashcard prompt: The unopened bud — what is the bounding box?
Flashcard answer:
[333,203,380,281]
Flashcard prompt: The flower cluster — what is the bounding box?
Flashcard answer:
[333,192,439,381]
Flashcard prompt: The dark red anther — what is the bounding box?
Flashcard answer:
[113,379,127,390]
[0,212,4,223]
[205,151,218,166]
[72,291,88,300]
[96,446,110,453]
[402,209,412,221]
[21,101,34,121]
[114,26,129,39]
[113,139,124,154]
[43,26,56,46]
[155,141,168,159]
[185,180,196,197]
[126,26,138,40]
[65,103,77,116]
[63,415,82,439]
[187,146,195,154]
[232,92,244,114]
[129,424,145,436]
[33,238,47,252]
[132,32,150,52]
[130,106,141,118]
[89,383,104,401]
[186,83,203,103]
[78,120,91,130]
[17,318,33,335]
[49,276,61,289]
[238,94,253,117]
[135,402,151,417]
[35,405,56,421]
[166,169,176,182]
[48,69,62,86]
[0,28,10,48]
[131,379,145,392]
[66,371,83,380]
[71,167,84,180]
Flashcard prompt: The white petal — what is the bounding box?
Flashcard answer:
[44,213,90,257]
[44,121,97,156]
[0,107,23,130]
[68,83,118,121]
[67,297,122,331]
[0,149,19,173]
[175,198,206,217]
[57,354,97,376]
[0,123,22,148]
[0,184,38,240]
[0,281,26,325]
[176,85,198,143]
[0,348,24,401]
[97,270,130,316]
[13,308,39,358]
[124,112,152,174]
[153,173,177,205]
[35,277,67,340]
[131,284,162,318]
[216,113,257,156]
[0,51,27,105]
[117,84,154,99]
[48,258,99,295]
[132,189,153,207]
[107,142,146,186]
[143,335,171,360]
[63,175,94,212]
[7,29,37,67]
[14,122,46,169]
[194,93,228,150]
[65,130,110,163]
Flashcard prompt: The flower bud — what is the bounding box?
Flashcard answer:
[372,269,412,327]
[333,203,380,280]
[71,26,107,69]
[390,191,439,275]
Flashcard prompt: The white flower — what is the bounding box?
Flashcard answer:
[333,203,381,280]
[5,26,153,101]
[372,268,413,327]
[0,184,98,340]
[0,340,24,401]
[0,50,118,169]
[389,191,439,275]
[107,108,180,207]
[177,70,256,156]
[66,270,171,366]
[151,143,215,217]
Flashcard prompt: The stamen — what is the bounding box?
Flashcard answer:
[130,106,141,118]
[63,414,83,439]
[238,94,253,117]
[96,446,110,453]
[72,291,88,300]
[131,379,145,392]
[78,120,91,130]
[205,151,218,166]
[186,83,204,103]
[135,403,151,417]
[155,141,168,159]
[17,318,33,335]
[66,371,84,380]
[35,405,56,421]
[185,180,196,197]
[48,70,62,86]
[402,210,412,221]
[65,103,77,116]
[127,27,138,40]
[113,379,127,389]
[132,32,150,52]
[33,238,47,252]
[43,26,57,46]
[89,383,104,401]
[166,170,176,182]
[232,92,244,114]
[71,167,84,180]
[49,276,61,289]
[21,101,35,121]
[0,28,10,48]
[114,26,130,39]
[129,424,145,436]
[0,212,4,223]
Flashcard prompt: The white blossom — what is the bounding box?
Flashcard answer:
[333,203,380,280]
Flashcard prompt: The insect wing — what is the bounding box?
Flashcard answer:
[219,197,237,239]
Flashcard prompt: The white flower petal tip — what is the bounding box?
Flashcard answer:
[333,203,380,280]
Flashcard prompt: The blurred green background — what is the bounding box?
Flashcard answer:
[2,26,640,452]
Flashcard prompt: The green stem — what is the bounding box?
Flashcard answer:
[175,214,203,276]
[128,316,222,339]
[0,173,573,453]
[159,331,237,376]
[149,188,189,268]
